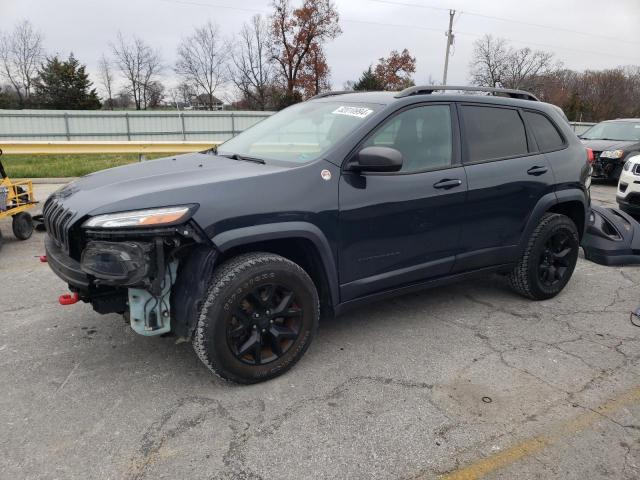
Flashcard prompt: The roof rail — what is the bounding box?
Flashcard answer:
[395,85,539,101]
[307,90,352,101]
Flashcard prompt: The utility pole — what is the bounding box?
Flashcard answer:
[442,9,455,85]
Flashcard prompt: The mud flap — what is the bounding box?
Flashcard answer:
[581,205,640,266]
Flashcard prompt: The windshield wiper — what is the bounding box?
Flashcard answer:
[218,153,266,164]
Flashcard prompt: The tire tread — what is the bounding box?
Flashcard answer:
[508,212,569,300]
[192,252,319,384]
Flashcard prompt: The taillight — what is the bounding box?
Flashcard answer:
[586,148,595,164]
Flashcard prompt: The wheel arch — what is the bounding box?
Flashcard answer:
[212,222,339,315]
[519,189,588,255]
[547,200,586,240]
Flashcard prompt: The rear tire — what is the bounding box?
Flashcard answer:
[509,213,579,300]
[193,252,319,384]
[12,212,33,240]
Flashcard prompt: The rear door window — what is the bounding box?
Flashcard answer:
[461,105,528,163]
[523,110,565,152]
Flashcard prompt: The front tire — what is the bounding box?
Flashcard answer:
[193,252,319,384]
[509,213,579,300]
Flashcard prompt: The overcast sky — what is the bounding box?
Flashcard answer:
[1,0,639,99]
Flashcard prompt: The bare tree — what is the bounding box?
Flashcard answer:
[0,20,44,106]
[97,54,115,109]
[169,81,197,109]
[230,15,275,110]
[469,35,509,88]
[502,47,556,90]
[470,34,557,91]
[111,32,163,110]
[175,22,227,110]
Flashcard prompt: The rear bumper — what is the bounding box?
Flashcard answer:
[45,234,90,289]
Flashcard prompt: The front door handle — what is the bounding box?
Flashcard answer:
[527,166,548,176]
[433,179,463,190]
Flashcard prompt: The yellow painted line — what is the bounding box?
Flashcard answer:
[440,385,640,480]
[1,140,221,155]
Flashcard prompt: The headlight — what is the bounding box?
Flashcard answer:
[600,149,625,159]
[83,206,195,229]
[624,160,632,171]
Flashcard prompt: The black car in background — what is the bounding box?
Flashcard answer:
[580,119,640,180]
[43,86,591,383]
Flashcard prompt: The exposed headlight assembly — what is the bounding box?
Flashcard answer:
[83,205,196,229]
[600,149,625,159]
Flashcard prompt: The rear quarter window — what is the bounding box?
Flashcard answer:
[461,105,528,163]
[523,110,565,152]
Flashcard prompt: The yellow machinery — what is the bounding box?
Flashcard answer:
[0,148,35,249]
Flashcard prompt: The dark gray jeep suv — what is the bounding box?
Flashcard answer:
[44,86,591,383]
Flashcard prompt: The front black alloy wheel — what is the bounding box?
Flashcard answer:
[227,284,303,365]
[193,252,319,384]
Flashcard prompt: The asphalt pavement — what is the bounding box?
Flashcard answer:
[0,182,638,480]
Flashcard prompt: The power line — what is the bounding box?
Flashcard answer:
[455,30,638,62]
[158,0,267,14]
[368,0,640,46]
[155,0,639,62]
[157,0,445,33]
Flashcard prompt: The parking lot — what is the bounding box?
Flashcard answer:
[1,182,638,479]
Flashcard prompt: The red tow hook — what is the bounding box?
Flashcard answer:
[39,255,47,263]
[59,292,79,306]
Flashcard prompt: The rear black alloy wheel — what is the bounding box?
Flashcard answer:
[227,284,303,365]
[509,213,579,300]
[538,231,572,287]
[193,252,319,384]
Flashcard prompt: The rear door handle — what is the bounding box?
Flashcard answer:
[527,166,548,176]
[433,179,463,190]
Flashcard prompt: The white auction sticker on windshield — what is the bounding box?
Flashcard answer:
[332,106,373,118]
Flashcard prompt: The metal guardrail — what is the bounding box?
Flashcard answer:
[1,141,220,155]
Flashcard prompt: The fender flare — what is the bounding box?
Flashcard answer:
[519,189,588,255]
[211,221,339,307]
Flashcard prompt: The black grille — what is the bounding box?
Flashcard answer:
[43,197,76,253]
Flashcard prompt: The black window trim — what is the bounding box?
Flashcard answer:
[521,108,569,154]
[458,102,539,166]
[341,101,461,176]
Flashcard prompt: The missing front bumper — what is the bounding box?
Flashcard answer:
[582,205,640,266]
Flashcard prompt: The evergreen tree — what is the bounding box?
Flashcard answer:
[33,54,101,109]
[352,66,385,91]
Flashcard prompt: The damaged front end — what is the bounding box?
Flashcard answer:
[44,200,216,338]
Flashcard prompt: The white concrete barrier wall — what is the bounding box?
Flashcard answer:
[0,110,273,142]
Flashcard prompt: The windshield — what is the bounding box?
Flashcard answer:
[217,101,381,164]
[581,121,640,141]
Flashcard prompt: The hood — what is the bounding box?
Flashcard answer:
[50,152,286,219]
[580,139,639,152]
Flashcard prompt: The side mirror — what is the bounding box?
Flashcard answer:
[350,146,403,172]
